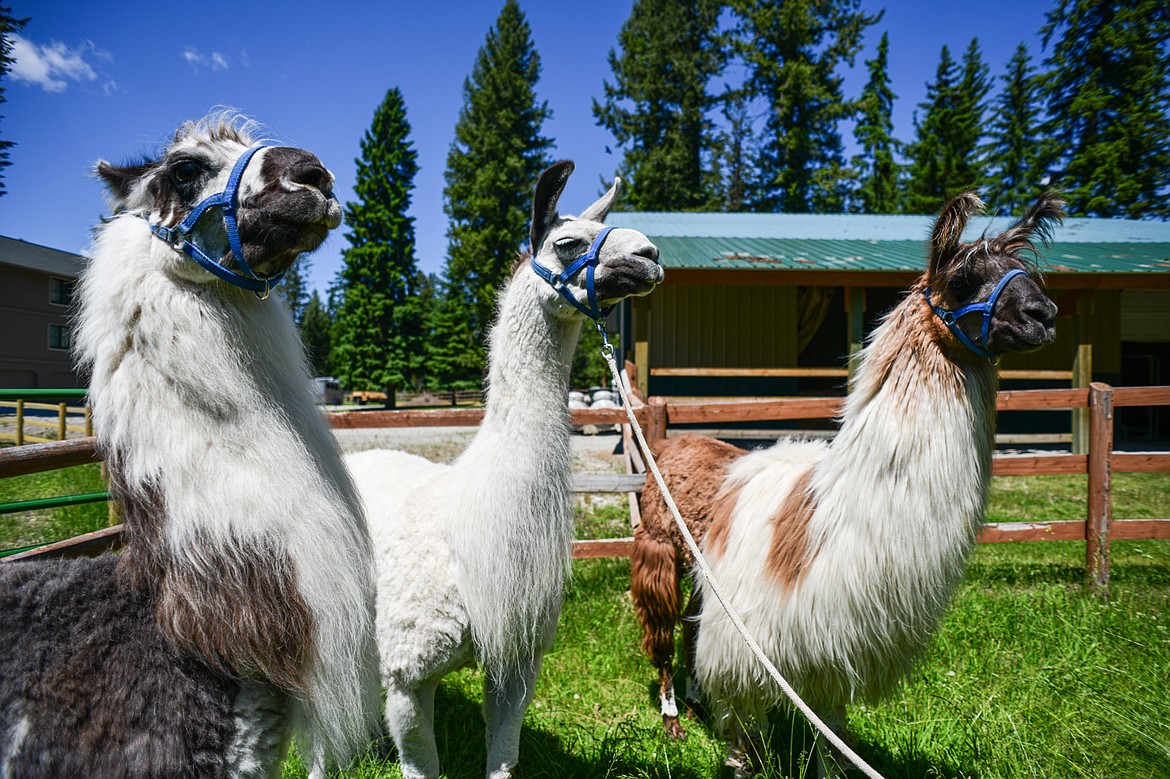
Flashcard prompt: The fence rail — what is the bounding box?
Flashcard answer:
[2,384,1167,591]
[0,389,91,446]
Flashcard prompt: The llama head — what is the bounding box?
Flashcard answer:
[95,113,341,288]
[925,191,1063,358]
[527,160,663,319]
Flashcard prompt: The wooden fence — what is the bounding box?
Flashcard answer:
[0,399,91,445]
[2,383,1168,592]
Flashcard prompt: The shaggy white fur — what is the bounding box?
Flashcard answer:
[73,120,381,766]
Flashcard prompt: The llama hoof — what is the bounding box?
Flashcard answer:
[663,714,687,740]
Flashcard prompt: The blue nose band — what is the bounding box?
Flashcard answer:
[148,143,285,297]
[530,225,617,321]
[924,267,1029,361]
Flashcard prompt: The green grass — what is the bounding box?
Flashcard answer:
[3,465,1168,777]
[0,462,110,551]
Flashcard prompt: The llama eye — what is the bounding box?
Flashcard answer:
[171,161,203,184]
[950,274,978,300]
[554,237,582,253]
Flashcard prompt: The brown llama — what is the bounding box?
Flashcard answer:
[631,191,1064,778]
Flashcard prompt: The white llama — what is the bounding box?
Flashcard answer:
[0,115,380,777]
[340,161,663,779]
[642,192,1063,777]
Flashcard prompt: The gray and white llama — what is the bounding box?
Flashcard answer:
[0,115,380,777]
[341,161,663,779]
[636,192,1063,777]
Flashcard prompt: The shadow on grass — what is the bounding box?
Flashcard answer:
[427,682,721,779]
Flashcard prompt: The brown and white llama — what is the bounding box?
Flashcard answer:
[632,192,1063,776]
[0,115,380,777]
[338,161,662,779]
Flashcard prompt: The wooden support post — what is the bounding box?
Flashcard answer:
[1072,293,1093,454]
[633,296,651,399]
[1086,382,1113,593]
[57,403,67,441]
[85,403,93,437]
[846,286,865,381]
[15,399,23,447]
[647,396,668,452]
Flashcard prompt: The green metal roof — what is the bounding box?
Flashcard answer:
[605,212,1170,275]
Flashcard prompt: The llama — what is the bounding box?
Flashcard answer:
[340,161,663,779]
[0,114,380,777]
[634,191,1063,776]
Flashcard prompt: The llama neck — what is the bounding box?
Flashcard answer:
[443,270,582,679]
[465,271,581,469]
[813,286,998,562]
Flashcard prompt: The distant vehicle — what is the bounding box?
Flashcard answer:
[310,377,343,405]
[345,390,388,406]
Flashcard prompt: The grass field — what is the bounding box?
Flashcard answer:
[2,465,1168,778]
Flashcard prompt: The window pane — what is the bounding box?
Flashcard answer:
[50,278,75,306]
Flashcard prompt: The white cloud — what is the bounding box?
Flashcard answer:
[9,35,99,92]
[182,47,230,72]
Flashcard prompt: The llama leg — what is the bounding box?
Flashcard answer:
[812,705,848,779]
[680,583,705,718]
[384,676,442,779]
[630,525,685,738]
[716,699,769,779]
[482,653,544,779]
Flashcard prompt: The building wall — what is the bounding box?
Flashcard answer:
[0,264,80,388]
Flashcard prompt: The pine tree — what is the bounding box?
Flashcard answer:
[442,0,553,379]
[1040,0,1170,218]
[984,43,1047,215]
[0,6,29,198]
[735,0,878,213]
[850,31,899,213]
[903,40,990,213]
[300,290,333,377]
[709,89,756,212]
[332,87,422,403]
[593,0,725,211]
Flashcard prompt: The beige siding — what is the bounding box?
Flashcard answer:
[650,284,797,368]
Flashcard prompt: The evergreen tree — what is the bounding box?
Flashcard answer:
[709,89,756,212]
[300,289,333,377]
[442,0,553,379]
[735,0,878,213]
[850,31,899,213]
[0,6,28,198]
[593,0,725,211]
[277,254,311,324]
[903,40,990,213]
[426,274,482,391]
[332,87,422,403]
[1040,0,1170,217]
[984,43,1047,214]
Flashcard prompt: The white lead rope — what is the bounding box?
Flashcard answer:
[601,345,887,779]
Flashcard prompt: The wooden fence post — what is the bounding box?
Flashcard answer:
[15,399,23,447]
[1086,381,1113,593]
[648,396,668,452]
[57,403,67,441]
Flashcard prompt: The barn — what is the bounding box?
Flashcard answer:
[605,211,1170,443]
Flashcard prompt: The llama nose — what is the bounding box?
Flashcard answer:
[635,242,660,264]
[287,158,333,194]
[1026,297,1058,328]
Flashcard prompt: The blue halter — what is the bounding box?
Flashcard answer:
[148,143,284,297]
[924,267,1029,361]
[529,225,617,321]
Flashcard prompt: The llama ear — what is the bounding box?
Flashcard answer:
[929,190,983,277]
[531,160,575,251]
[998,191,1066,250]
[96,159,154,207]
[578,176,621,223]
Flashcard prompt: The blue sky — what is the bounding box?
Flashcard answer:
[2,1,1052,295]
